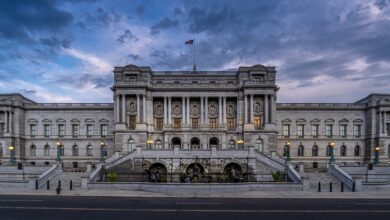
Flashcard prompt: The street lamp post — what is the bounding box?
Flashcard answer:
[56,142,61,161]
[100,141,105,162]
[8,145,15,164]
[285,141,291,163]
[329,141,335,163]
[374,146,380,164]
[237,139,244,149]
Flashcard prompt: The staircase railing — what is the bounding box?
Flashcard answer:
[287,164,302,183]
[329,164,359,191]
[36,164,61,188]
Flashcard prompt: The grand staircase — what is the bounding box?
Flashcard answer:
[45,171,88,190]
[304,169,348,192]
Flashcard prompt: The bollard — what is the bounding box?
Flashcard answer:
[47,180,50,190]
[352,182,356,192]
[341,182,344,192]
[329,182,333,192]
[56,180,61,195]
[318,182,321,192]
[70,180,73,190]
[35,180,38,190]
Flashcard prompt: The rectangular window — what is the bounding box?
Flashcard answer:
[100,124,108,137]
[129,115,136,130]
[297,125,304,138]
[283,125,290,137]
[44,124,51,137]
[340,125,347,137]
[156,118,163,130]
[86,124,93,137]
[354,125,361,137]
[0,123,4,134]
[326,125,333,138]
[192,118,198,129]
[173,118,181,129]
[386,123,390,136]
[312,125,319,137]
[58,124,65,137]
[227,118,235,130]
[72,124,79,138]
[254,116,261,130]
[30,124,36,138]
[209,118,217,129]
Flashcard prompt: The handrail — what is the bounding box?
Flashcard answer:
[287,164,302,183]
[329,164,354,190]
[36,164,60,188]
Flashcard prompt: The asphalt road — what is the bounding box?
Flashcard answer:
[0,195,390,220]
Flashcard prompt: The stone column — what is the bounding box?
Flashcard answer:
[122,95,126,124]
[385,111,387,134]
[244,95,248,123]
[223,96,227,124]
[205,97,208,124]
[250,94,254,123]
[379,111,382,134]
[200,96,204,124]
[218,97,222,125]
[182,97,185,124]
[9,111,12,133]
[142,95,146,123]
[186,97,190,125]
[4,110,8,133]
[264,95,269,124]
[150,96,153,124]
[164,97,167,124]
[136,94,140,123]
[270,94,275,124]
[168,97,172,124]
[116,95,120,123]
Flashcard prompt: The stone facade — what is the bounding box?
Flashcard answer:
[0,64,389,172]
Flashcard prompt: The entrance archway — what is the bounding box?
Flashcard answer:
[209,137,219,148]
[190,137,200,149]
[171,137,181,149]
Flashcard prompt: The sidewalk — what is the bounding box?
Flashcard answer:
[1,189,390,199]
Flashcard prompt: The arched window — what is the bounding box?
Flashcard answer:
[298,145,304,157]
[87,145,93,156]
[0,144,2,157]
[326,145,332,157]
[44,145,50,156]
[228,140,235,149]
[256,139,263,152]
[59,145,65,156]
[72,145,79,156]
[128,138,135,152]
[102,146,107,157]
[388,144,390,157]
[155,139,162,149]
[283,145,289,156]
[340,145,347,157]
[312,145,318,157]
[354,145,360,157]
[30,145,36,156]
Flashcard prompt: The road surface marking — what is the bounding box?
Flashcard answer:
[1,206,390,213]
[0,200,43,202]
[176,202,221,205]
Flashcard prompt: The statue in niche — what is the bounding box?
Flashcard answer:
[155,105,163,116]
[209,105,216,116]
[173,104,181,115]
[191,105,199,115]
[254,102,261,113]
[127,101,136,113]
[227,105,234,115]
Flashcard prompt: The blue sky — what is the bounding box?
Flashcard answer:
[0,0,389,103]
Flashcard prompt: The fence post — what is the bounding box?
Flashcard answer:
[47,180,50,190]
[341,182,344,192]
[35,180,38,190]
[352,182,356,192]
[70,180,73,190]
[318,182,321,192]
[329,182,332,192]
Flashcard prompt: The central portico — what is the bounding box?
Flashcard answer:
[111,64,278,154]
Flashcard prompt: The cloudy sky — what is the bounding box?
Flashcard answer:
[0,0,389,103]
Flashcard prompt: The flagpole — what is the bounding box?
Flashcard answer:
[193,39,196,71]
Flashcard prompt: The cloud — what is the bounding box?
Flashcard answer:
[150,17,179,35]
[40,37,72,49]
[63,48,112,74]
[116,29,137,43]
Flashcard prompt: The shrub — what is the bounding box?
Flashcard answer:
[271,171,284,182]
[107,172,118,182]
